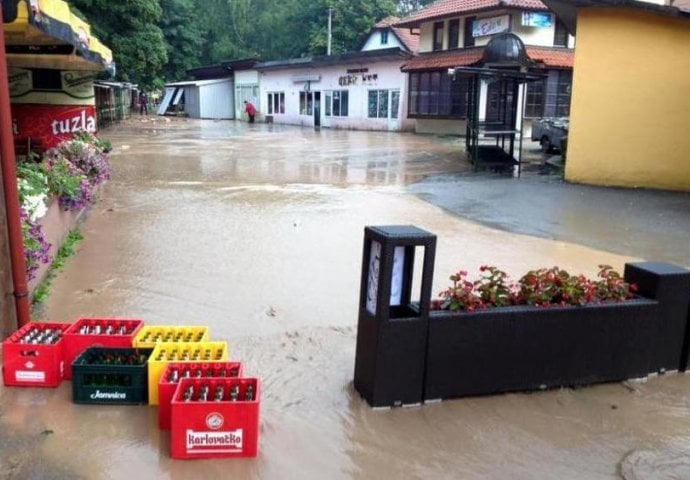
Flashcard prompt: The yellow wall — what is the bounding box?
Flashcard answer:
[565,8,690,191]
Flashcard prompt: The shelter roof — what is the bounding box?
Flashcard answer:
[166,79,232,88]
[395,0,548,28]
[3,0,113,71]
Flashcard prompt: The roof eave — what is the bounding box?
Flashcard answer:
[395,5,549,29]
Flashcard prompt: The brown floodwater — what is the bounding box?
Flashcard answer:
[2,118,690,479]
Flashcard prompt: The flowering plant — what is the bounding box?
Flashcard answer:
[20,208,51,281]
[14,131,112,281]
[433,265,637,312]
[43,131,111,211]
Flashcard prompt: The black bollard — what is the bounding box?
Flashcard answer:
[353,226,436,407]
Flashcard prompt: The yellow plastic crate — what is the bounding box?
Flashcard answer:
[133,326,209,348]
[147,341,228,405]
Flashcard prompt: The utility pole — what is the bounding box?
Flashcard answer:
[327,7,332,56]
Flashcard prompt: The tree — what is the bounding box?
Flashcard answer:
[298,0,397,56]
[397,0,436,15]
[158,0,205,81]
[70,0,168,89]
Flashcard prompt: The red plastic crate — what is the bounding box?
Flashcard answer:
[63,318,144,380]
[159,361,243,430]
[2,322,71,387]
[171,377,260,459]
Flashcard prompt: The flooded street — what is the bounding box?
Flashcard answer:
[2,119,690,479]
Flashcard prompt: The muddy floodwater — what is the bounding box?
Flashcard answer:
[2,118,690,480]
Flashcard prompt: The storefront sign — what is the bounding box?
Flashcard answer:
[12,104,97,148]
[472,14,510,37]
[521,12,553,27]
[61,71,95,99]
[8,68,32,97]
[338,73,378,86]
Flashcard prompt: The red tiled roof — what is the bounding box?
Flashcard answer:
[396,0,548,27]
[401,46,573,70]
[393,26,420,53]
[375,16,400,28]
[526,46,574,68]
[401,48,484,71]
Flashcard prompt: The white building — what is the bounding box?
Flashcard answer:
[158,78,235,119]
[256,48,414,131]
[252,18,418,131]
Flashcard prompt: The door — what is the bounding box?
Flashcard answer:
[322,91,332,128]
[388,90,401,131]
[313,91,321,127]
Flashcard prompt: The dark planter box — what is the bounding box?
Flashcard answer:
[424,299,659,401]
[624,262,690,373]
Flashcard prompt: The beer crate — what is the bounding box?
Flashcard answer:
[63,317,144,380]
[133,326,210,348]
[170,377,260,459]
[147,341,229,405]
[159,361,243,430]
[2,322,71,387]
[72,347,153,405]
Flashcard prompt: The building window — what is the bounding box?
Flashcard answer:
[524,80,545,118]
[552,70,572,117]
[391,90,400,119]
[433,21,444,51]
[463,17,475,47]
[368,90,389,118]
[299,91,313,115]
[380,30,389,45]
[325,90,349,117]
[448,19,460,49]
[554,19,568,47]
[267,92,285,114]
[408,71,470,118]
[525,70,572,118]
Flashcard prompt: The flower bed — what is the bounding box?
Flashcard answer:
[422,264,666,400]
[16,131,111,295]
[352,226,690,408]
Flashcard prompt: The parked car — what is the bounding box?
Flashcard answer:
[531,117,569,154]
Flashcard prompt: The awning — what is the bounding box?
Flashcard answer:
[3,0,114,72]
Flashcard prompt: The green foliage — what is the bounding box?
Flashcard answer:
[71,0,422,84]
[159,0,205,80]
[44,158,84,199]
[70,0,168,89]
[32,229,84,305]
[16,162,48,203]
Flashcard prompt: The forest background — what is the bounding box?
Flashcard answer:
[70,0,435,90]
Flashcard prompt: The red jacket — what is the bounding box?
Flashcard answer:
[245,102,256,115]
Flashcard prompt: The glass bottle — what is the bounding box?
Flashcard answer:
[245,384,255,401]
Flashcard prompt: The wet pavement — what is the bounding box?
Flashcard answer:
[2,118,690,480]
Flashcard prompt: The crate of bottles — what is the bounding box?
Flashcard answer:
[133,326,209,348]
[170,377,260,459]
[2,322,71,387]
[147,341,229,405]
[63,317,144,380]
[158,361,243,430]
[72,347,153,404]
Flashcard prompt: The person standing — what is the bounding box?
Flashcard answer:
[244,100,256,123]
[139,91,148,115]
